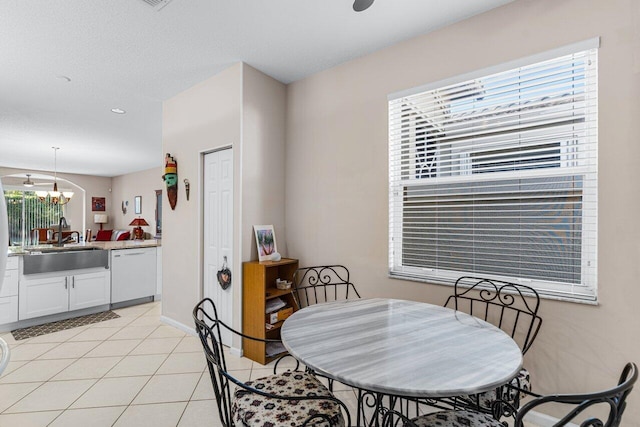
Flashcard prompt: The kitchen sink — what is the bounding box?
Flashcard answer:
[25,246,103,253]
[23,248,109,274]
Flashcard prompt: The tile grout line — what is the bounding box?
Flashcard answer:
[104,304,181,426]
[43,305,160,426]
[0,323,100,415]
[0,302,183,424]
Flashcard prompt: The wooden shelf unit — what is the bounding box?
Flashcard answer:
[242,258,299,364]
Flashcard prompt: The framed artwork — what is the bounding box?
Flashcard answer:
[92,197,106,212]
[254,225,277,261]
[134,196,142,214]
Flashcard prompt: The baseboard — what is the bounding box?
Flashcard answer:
[111,296,154,310]
[525,410,578,427]
[159,316,242,356]
[160,315,196,336]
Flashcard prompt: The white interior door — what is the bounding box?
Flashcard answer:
[204,149,233,346]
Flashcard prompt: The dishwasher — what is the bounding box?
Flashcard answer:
[110,247,157,306]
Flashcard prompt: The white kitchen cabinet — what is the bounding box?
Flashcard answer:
[0,257,20,324]
[19,275,69,320]
[69,271,110,311]
[19,269,110,321]
[1,269,19,298]
[0,296,18,324]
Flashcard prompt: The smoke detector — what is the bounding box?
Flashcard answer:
[139,0,174,11]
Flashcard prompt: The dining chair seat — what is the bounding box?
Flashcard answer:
[193,298,349,427]
[232,370,344,426]
[411,410,503,427]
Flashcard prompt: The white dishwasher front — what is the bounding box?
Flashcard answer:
[111,247,157,304]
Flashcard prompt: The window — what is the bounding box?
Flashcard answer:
[5,190,63,246]
[388,39,598,302]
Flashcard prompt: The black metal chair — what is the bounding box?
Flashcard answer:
[292,265,361,308]
[443,276,543,418]
[291,265,361,396]
[382,363,638,427]
[193,298,351,427]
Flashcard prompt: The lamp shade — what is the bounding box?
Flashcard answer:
[94,214,108,231]
[129,217,149,240]
[129,218,149,227]
[94,214,108,224]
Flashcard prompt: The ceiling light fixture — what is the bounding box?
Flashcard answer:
[111,108,126,114]
[23,174,34,187]
[37,147,73,205]
[353,0,375,12]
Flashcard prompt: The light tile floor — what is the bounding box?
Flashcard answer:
[0,301,362,427]
[0,301,537,426]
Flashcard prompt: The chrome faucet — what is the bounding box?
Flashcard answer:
[57,216,68,246]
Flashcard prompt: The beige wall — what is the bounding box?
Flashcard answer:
[241,64,288,261]
[1,166,112,240]
[111,167,163,237]
[285,0,640,423]
[161,62,286,349]
[162,63,243,329]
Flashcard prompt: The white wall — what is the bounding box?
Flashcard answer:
[285,0,640,423]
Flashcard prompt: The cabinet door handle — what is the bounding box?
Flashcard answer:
[72,277,75,288]
[65,277,68,290]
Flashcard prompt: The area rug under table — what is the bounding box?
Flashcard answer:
[11,311,120,341]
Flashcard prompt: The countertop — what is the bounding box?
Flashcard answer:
[8,239,160,256]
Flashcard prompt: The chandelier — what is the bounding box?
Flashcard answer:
[35,147,73,205]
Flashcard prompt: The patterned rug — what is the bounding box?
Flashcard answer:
[11,311,120,341]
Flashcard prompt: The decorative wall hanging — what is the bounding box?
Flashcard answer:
[134,196,142,214]
[121,200,128,214]
[216,256,232,290]
[92,197,106,212]
[254,225,278,262]
[162,153,178,210]
[184,179,190,201]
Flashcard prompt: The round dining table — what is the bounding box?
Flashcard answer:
[280,298,523,399]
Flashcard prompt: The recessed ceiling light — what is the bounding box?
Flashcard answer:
[56,75,72,82]
[111,108,126,114]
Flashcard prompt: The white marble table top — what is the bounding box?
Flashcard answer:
[281,298,523,398]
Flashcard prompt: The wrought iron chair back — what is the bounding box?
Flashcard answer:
[444,276,542,355]
[193,298,351,427]
[193,298,234,426]
[382,364,637,427]
[515,362,638,427]
[293,265,361,308]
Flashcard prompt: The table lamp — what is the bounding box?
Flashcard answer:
[94,214,108,230]
[129,217,149,240]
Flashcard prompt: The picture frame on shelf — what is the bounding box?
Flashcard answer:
[254,225,277,262]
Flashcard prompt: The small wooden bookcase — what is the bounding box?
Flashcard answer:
[242,258,299,365]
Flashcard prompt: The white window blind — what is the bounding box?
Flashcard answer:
[388,39,599,302]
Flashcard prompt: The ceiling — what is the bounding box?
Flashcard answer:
[0,0,513,178]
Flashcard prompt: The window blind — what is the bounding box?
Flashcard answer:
[4,190,63,246]
[388,39,598,302]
